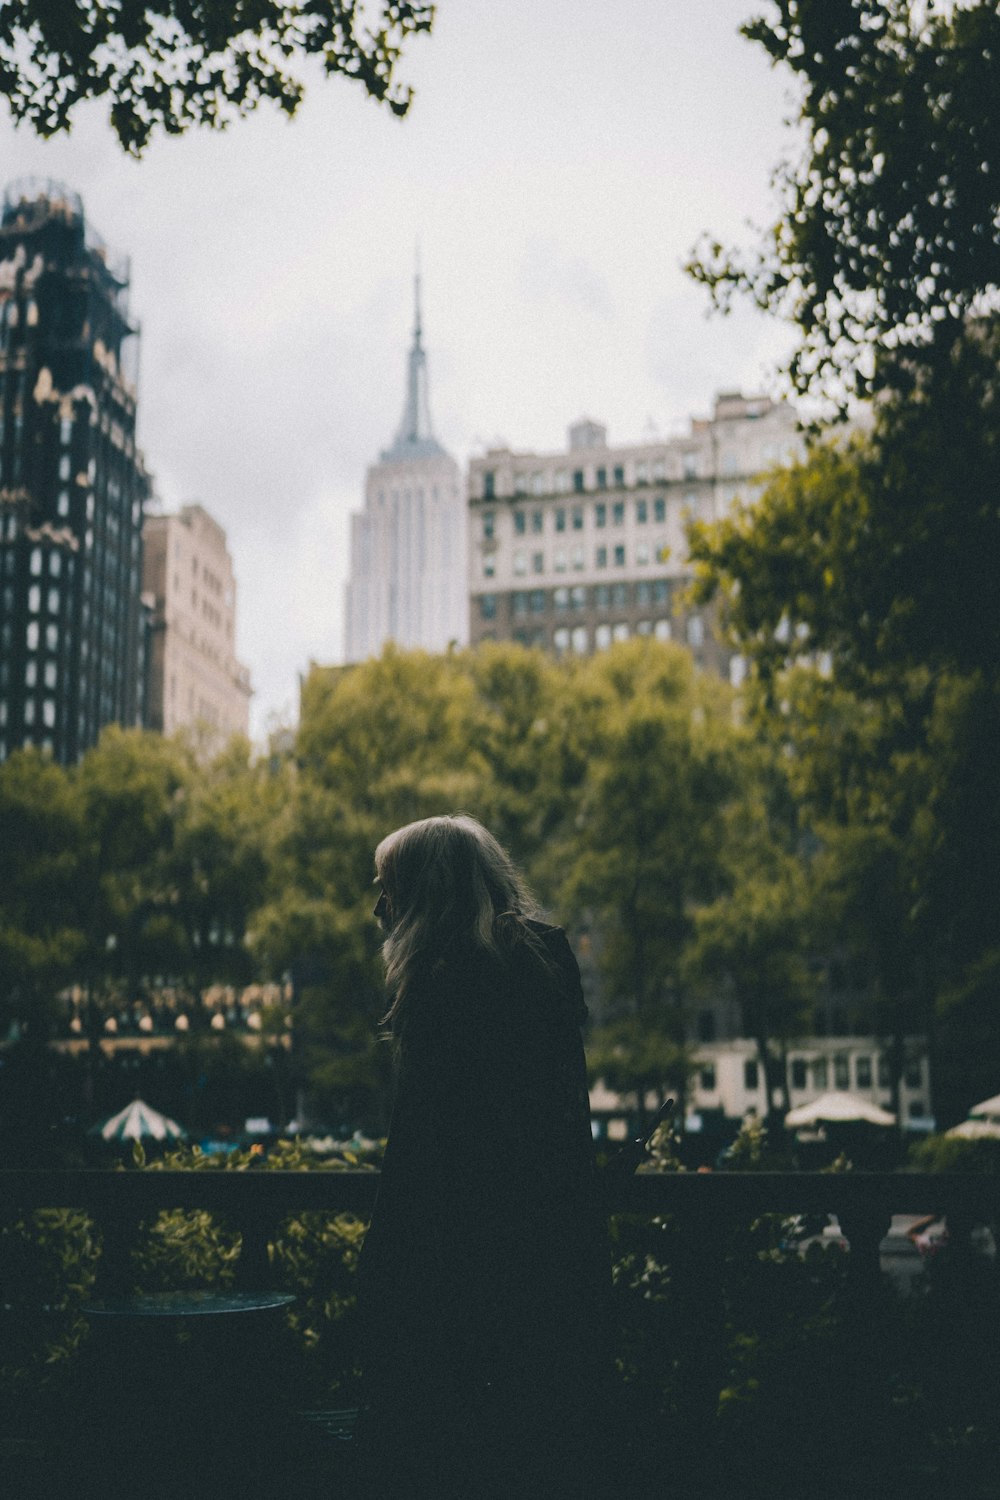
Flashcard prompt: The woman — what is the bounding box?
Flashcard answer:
[355,814,612,1498]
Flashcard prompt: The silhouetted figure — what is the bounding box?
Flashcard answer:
[354,815,612,1497]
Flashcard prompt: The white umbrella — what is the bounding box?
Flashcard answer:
[945,1117,1000,1140]
[92,1098,187,1143]
[785,1090,896,1128]
[969,1093,1000,1122]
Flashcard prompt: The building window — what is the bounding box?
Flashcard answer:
[555,469,569,493]
[479,594,497,620]
[530,589,546,613]
[595,502,607,528]
[554,587,569,611]
[571,545,585,570]
[483,556,495,578]
[855,1055,873,1089]
[595,546,608,569]
[654,497,666,523]
[652,579,670,605]
[744,1059,759,1092]
[26,621,39,650]
[58,454,70,481]
[573,470,585,494]
[24,698,35,726]
[687,614,705,647]
[791,1058,808,1090]
[636,543,650,565]
[611,582,629,607]
[28,584,40,613]
[612,622,629,642]
[595,623,612,649]
[636,461,648,483]
[613,545,626,567]
[572,507,584,530]
[699,1064,717,1091]
[636,499,648,524]
[683,452,698,479]
[49,552,62,577]
[43,662,57,689]
[596,466,607,489]
[554,627,570,653]
[513,591,529,616]
[482,511,495,538]
[833,1054,849,1088]
[812,1058,829,1090]
[42,699,55,728]
[594,585,610,608]
[571,625,588,653]
[612,501,624,525]
[555,508,566,532]
[514,510,526,535]
[513,550,527,576]
[25,660,37,687]
[613,464,624,486]
[531,473,545,496]
[483,471,495,499]
[571,585,587,609]
[636,619,652,635]
[47,588,59,614]
[531,510,543,533]
[532,552,544,574]
[553,548,567,572]
[514,472,528,496]
[30,548,42,576]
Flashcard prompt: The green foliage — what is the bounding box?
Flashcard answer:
[909,1132,1000,1176]
[688,0,1000,406]
[0,0,435,155]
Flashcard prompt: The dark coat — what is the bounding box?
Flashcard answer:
[355,923,612,1497]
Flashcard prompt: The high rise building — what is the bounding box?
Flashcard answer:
[467,393,801,683]
[142,502,251,742]
[343,276,466,662]
[0,179,149,763]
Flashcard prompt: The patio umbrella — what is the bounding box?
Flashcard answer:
[785,1090,896,1129]
[91,1098,187,1143]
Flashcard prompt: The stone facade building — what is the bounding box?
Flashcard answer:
[142,502,251,742]
[343,277,466,662]
[467,392,801,682]
[0,179,149,762]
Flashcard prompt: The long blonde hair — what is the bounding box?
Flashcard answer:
[374,814,543,1032]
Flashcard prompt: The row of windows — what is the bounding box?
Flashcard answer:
[487,494,677,539]
[482,453,703,500]
[503,621,677,654]
[697,1053,925,1096]
[500,539,672,577]
[481,579,679,617]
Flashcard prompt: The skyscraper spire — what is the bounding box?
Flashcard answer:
[383,257,443,460]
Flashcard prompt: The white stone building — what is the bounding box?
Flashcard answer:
[343,280,466,662]
[467,392,801,680]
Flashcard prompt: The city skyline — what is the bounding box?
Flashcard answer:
[0,3,800,739]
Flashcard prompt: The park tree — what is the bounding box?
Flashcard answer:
[687,1,1000,1124]
[0,0,435,154]
[0,749,86,1032]
[689,0,1000,407]
[554,639,740,1128]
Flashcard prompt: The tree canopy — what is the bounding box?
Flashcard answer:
[0,0,435,154]
[689,0,1000,404]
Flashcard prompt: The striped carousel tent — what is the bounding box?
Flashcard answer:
[91,1098,187,1143]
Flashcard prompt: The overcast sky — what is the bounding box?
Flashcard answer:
[0,1,800,740]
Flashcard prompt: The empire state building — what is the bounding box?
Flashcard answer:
[343,279,466,662]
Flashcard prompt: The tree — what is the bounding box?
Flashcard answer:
[689,0,1000,406]
[684,735,816,1129]
[0,749,86,1032]
[0,0,435,155]
[555,640,740,1126]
